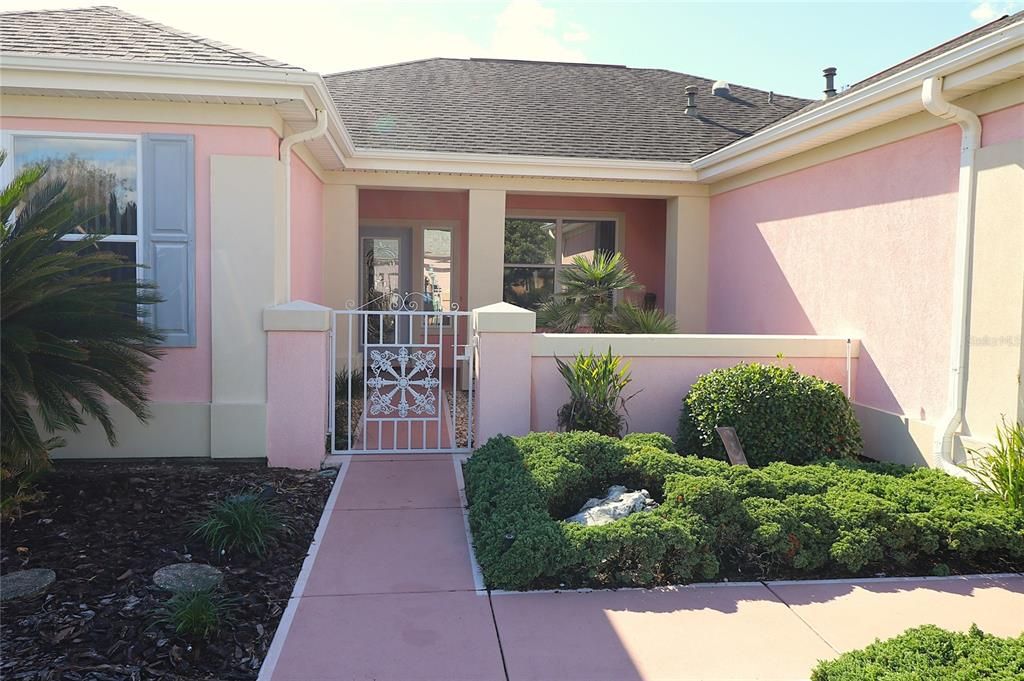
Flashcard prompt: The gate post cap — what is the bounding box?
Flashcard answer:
[473,302,536,333]
[264,300,331,331]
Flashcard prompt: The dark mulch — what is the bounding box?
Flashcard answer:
[0,460,334,680]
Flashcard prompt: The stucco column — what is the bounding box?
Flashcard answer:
[210,155,286,458]
[473,302,535,444]
[323,184,359,310]
[467,189,507,309]
[264,301,330,469]
[664,195,709,333]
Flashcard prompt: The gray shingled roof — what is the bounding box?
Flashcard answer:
[324,59,810,162]
[0,5,299,69]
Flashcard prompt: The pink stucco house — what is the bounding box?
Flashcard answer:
[1,6,1021,472]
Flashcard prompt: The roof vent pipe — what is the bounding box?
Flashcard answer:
[684,85,699,116]
[823,67,838,98]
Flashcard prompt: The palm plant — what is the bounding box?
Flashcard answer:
[537,251,636,332]
[536,252,677,334]
[555,348,637,437]
[1,152,163,479]
[606,301,678,334]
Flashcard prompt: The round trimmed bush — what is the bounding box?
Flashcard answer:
[676,363,862,467]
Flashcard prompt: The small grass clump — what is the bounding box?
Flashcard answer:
[811,624,1024,680]
[159,589,232,640]
[192,491,288,557]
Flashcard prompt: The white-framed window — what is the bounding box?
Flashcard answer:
[2,129,197,347]
[502,216,618,310]
[3,131,143,282]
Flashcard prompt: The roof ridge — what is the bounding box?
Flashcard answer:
[91,5,297,69]
[324,57,454,78]
[468,57,628,68]
[0,4,106,16]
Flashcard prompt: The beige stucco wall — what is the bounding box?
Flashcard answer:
[210,155,287,458]
[323,184,359,311]
[664,196,710,332]
[964,138,1024,441]
[467,189,507,309]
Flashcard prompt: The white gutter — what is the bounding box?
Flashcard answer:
[921,76,982,475]
[280,108,328,301]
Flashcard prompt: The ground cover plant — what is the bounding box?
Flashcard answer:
[0,461,333,679]
[810,624,1024,680]
[677,363,862,466]
[464,432,1024,590]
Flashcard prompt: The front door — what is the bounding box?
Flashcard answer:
[360,227,412,344]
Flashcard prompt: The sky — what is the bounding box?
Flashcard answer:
[1,0,1018,98]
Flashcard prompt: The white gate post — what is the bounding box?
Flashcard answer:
[473,302,536,445]
[264,301,331,469]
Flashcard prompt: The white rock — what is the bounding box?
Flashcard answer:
[565,485,655,526]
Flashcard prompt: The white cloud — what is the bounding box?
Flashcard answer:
[489,0,589,62]
[562,22,590,44]
[0,0,590,72]
[970,1,1019,23]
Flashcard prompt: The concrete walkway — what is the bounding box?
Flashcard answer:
[260,456,1024,681]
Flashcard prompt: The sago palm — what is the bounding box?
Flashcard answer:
[1,152,163,477]
[538,251,637,332]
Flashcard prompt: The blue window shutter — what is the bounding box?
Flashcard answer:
[142,134,196,347]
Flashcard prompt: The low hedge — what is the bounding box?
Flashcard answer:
[464,432,1024,590]
[677,363,862,466]
[811,625,1024,680]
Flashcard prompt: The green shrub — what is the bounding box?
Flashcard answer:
[811,625,1024,681]
[464,432,1024,590]
[192,492,288,557]
[159,589,233,640]
[555,349,636,437]
[677,363,862,466]
[963,418,1024,510]
[622,432,676,454]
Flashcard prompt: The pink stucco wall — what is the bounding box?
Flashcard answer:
[290,153,325,304]
[1,116,280,404]
[531,355,853,436]
[707,104,1024,422]
[506,195,667,307]
[266,329,328,469]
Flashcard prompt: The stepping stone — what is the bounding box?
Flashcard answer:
[153,563,223,593]
[1,568,56,601]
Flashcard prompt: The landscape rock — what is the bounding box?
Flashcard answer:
[0,568,56,601]
[566,485,655,526]
[152,563,223,593]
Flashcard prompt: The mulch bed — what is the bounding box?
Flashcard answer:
[0,460,334,680]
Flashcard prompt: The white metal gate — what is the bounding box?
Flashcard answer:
[329,293,474,455]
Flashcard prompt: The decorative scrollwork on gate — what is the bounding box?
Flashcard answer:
[365,346,441,418]
[344,291,461,312]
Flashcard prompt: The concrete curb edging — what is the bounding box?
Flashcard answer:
[258,459,351,681]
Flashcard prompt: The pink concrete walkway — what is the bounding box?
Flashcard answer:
[261,456,1024,681]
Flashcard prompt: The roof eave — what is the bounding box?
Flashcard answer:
[692,17,1024,183]
[0,52,357,168]
[343,147,698,182]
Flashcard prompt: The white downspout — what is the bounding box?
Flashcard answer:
[280,108,328,301]
[921,76,981,474]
